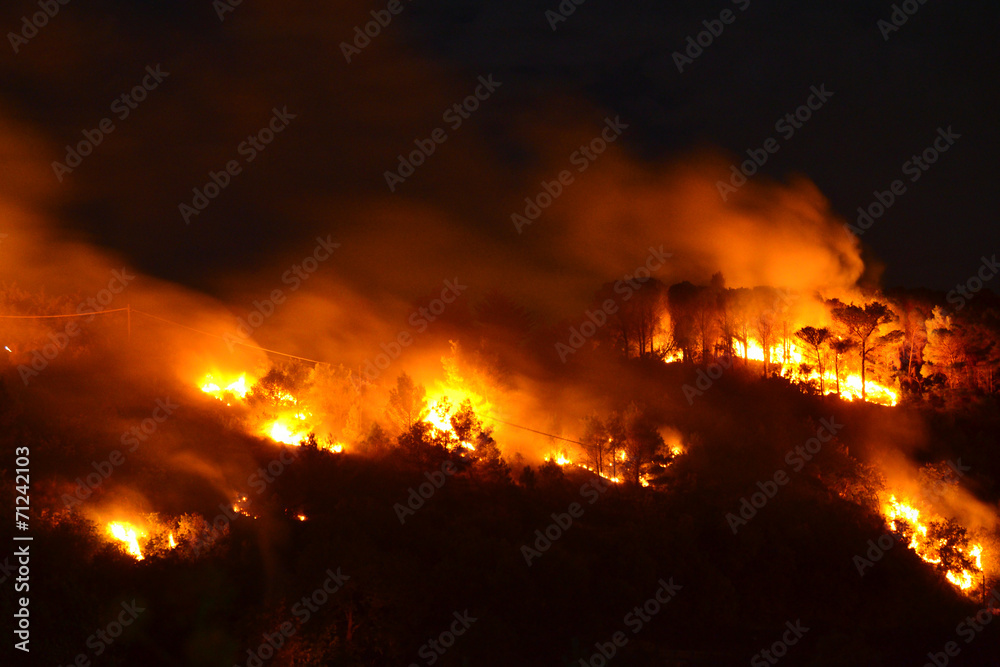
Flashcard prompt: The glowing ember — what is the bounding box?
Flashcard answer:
[107,522,146,560]
[295,514,308,522]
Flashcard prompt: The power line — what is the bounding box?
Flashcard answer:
[0,308,129,319]
[482,414,585,447]
[130,309,331,366]
[2,303,581,447]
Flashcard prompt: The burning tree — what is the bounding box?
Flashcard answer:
[795,326,831,394]
[385,373,426,432]
[831,301,902,401]
[828,337,856,398]
[620,403,664,487]
[581,414,610,478]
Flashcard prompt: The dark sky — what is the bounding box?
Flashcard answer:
[2,0,997,297]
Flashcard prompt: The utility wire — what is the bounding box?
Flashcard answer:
[482,414,585,447]
[130,309,331,366]
[0,308,129,319]
[3,305,581,447]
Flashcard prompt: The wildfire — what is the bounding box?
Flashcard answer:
[882,495,985,593]
[233,495,254,518]
[545,452,573,466]
[104,517,183,561]
[547,452,625,484]
[421,383,492,451]
[198,371,325,447]
[108,521,146,560]
[201,374,249,404]
[267,419,310,446]
[729,340,899,406]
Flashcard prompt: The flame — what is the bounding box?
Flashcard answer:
[421,383,491,451]
[168,532,176,548]
[107,521,146,560]
[233,495,254,518]
[201,374,249,401]
[882,495,985,593]
[729,340,898,406]
[267,419,309,446]
[198,371,325,447]
[545,452,573,466]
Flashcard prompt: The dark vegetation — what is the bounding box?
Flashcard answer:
[2,355,999,666]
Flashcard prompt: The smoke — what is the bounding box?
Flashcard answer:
[0,0,876,514]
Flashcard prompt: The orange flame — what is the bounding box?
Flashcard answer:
[882,495,985,593]
[107,521,146,560]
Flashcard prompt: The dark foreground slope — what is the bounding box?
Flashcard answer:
[1,363,998,667]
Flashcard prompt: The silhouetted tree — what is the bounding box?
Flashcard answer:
[385,372,426,432]
[829,338,856,397]
[796,326,831,393]
[831,301,901,401]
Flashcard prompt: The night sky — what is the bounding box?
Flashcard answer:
[2,0,997,296]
